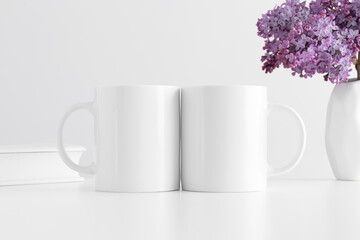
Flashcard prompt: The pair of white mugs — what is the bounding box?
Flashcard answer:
[57,85,306,192]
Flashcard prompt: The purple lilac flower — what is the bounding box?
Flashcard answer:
[257,0,360,84]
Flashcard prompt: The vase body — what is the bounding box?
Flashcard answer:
[326,80,360,180]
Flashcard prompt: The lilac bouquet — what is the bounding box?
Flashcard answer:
[257,0,360,84]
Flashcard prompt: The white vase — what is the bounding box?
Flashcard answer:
[326,79,360,180]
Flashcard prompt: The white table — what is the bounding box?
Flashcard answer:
[0,179,359,240]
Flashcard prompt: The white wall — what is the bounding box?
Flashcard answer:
[0,0,340,179]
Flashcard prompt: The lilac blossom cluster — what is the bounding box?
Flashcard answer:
[257,0,360,84]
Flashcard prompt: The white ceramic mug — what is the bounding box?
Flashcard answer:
[57,85,180,192]
[181,85,306,192]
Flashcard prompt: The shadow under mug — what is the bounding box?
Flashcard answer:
[57,85,180,192]
[181,85,306,192]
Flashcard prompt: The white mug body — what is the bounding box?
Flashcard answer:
[94,86,180,192]
[181,86,267,192]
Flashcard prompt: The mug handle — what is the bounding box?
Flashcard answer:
[57,102,96,175]
[267,104,306,176]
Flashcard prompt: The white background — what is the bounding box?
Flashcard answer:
[0,0,341,179]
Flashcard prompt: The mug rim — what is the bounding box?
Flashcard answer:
[181,84,266,90]
[97,84,180,89]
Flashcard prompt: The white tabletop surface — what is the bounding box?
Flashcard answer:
[1,179,359,240]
